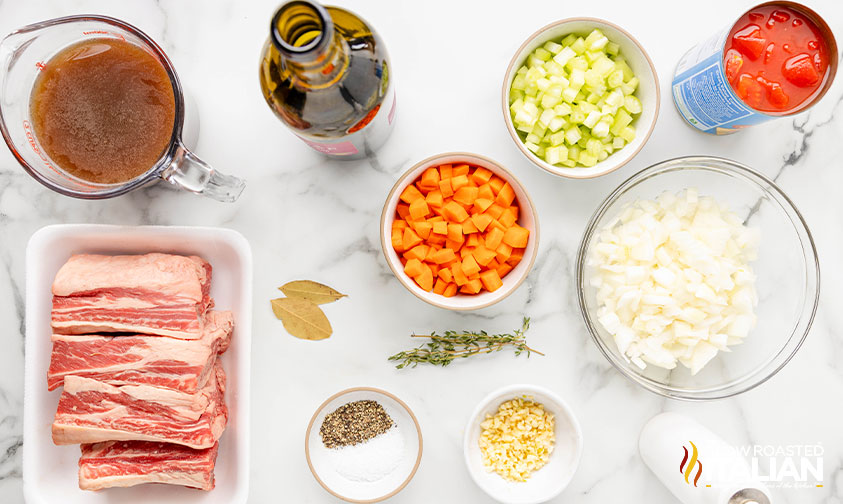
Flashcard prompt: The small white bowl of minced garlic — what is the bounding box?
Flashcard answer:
[463,384,583,504]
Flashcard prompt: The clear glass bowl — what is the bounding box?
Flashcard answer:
[576,156,820,400]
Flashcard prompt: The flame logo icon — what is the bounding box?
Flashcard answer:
[680,441,703,487]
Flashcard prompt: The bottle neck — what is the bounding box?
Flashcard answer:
[270,0,348,89]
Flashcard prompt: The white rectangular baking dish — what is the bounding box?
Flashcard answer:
[23,224,252,504]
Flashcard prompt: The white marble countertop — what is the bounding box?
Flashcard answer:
[1,0,842,502]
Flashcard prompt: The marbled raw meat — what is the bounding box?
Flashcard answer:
[78,440,219,491]
[51,253,213,339]
[47,311,233,393]
[52,362,227,449]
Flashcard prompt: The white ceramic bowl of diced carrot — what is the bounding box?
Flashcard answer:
[380,152,539,310]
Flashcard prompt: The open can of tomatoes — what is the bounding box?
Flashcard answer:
[672,1,837,135]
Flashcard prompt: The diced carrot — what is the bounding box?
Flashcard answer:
[473,198,494,213]
[453,186,479,206]
[499,207,517,228]
[479,269,503,292]
[427,233,447,246]
[453,164,470,176]
[432,221,448,235]
[392,219,408,230]
[508,205,519,219]
[477,184,495,201]
[460,278,482,294]
[415,264,434,291]
[447,223,463,242]
[496,242,512,262]
[412,221,433,240]
[432,248,456,264]
[433,278,448,295]
[409,198,430,220]
[484,203,504,219]
[403,244,428,261]
[451,262,468,286]
[400,184,424,204]
[425,190,444,208]
[496,263,513,278]
[400,257,408,266]
[487,258,500,270]
[485,227,505,250]
[466,234,480,248]
[443,201,469,223]
[489,176,505,194]
[424,245,438,262]
[419,167,441,190]
[391,229,404,252]
[439,164,453,179]
[396,204,410,219]
[438,179,454,198]
[450,174,470,192]
[462,218,479,234]
[471,167,493,185]
[472,246,497,267]
[495,182,516,206]
[460,246,474,259]
[403,228,422,250]
[438,267,453,283]
[507,247,525,265]
[429,263,440,277]
[430,205,444,217]
[443,283,458,297]
[470,212,493,232]
[488,219,507,233]
[404,258,423,278]
[502,225,529,248]
[445,238,463,251]
[461,255,481,276]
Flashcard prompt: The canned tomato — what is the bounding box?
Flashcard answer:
[672,2,837,135]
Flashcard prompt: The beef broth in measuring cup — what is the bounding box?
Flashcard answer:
[30,38,176,184]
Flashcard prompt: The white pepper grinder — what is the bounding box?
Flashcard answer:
[639,412,773,504]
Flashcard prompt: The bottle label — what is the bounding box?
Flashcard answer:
[296,136,359,156]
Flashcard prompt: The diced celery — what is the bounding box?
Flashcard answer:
[612,137,626,149]
[569,110,586,124]
[584,50,603,63]
[569,68,585,88]
[543,40,563,54]
[552,46,577,67]
[578,101,598,114]
[624,95,642,114]
[592,57,615,76]
[541,94,560,109]
[554,103,572,116]
[607,69,625,88]
[512,75,527,90]
[531,123,547,136]
[610,109,632,135]
[606,89,625,107]
[579,152,598,167]
[564,126,581,145]
[536,78,552,92]
[510,98,524,111]
[560,34,577,46]
[526,133,542,144]
[535,146,545,158]
[549,130,567,146]
[516,123,533,134]
[591,119,611,138]
[538,108,556,127]
[525,141,540,153]
[534,47,552,61]
[528,55,545,68]
[616,60,634,80]
[546,85,563,98]
[514,109,535,125]
[561,86,578,103]
[571,37,587,54]
[586,92,601,104]
[606,42,620,56]
[597,150,608,161]
[620,125,636,142]
[561,159,577,167]
[545,60,566,76]
[583,110,602,128]
[548,116,566,132]
[523,102,539,116]
[584,69,604,88]
[585,29,608,50]
[600,104,617,115]
[567,145,581,160]
[567,56,588,71]
[621,76,639,95]
[585,138,603,156]
[577,130,590,148]
[524,95,537,105]
[545,145,563,165]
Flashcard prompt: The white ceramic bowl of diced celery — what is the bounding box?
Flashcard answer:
[502,18,660,178]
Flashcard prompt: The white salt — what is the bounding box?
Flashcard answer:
[327,427,405,482]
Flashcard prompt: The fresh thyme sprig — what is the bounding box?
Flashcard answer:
[388,318,542,369]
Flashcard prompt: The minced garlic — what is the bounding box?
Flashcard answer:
[478,397,555,482]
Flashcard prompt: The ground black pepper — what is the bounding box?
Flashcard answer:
[320,400,394,448]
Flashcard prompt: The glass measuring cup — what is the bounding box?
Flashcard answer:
[0,15,245,202]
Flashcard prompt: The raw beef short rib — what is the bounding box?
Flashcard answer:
[47,311,233,393]
[79,440,219,491]
[52,362,227,449]
[51,253,213,339]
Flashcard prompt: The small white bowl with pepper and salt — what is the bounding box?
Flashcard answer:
[305,387,423,503]
[463,384,582,504]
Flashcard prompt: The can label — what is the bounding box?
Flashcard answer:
[672,27,771,135]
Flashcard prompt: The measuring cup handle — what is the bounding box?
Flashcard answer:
[162,142,245,202]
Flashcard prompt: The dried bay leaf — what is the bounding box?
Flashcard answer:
[270,297,333,340]
[279,280,347,305]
